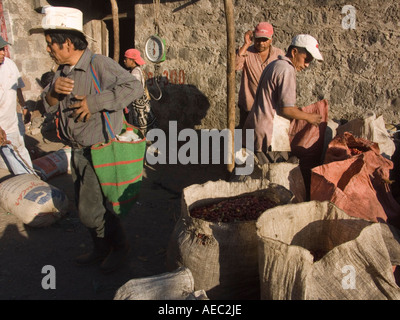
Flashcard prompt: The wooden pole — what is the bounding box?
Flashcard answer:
[223,0,236,174]
[110,0,120,62]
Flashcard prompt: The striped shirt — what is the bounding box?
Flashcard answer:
[42,48,143,147]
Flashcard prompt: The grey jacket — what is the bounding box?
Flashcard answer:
[43,48,144,147]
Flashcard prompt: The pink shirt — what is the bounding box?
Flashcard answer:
[235,45,285,112]
[243,55,297,152]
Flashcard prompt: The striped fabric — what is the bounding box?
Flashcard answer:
[91,124,146,215]
[90,58,146,215]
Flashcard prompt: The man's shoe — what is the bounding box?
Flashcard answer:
[75,249,110,266]
[100,242,130,274]
[75,236,111,266]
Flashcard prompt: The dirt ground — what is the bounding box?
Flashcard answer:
[0,116,227,300]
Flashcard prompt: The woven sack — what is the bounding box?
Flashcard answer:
[0,173,68,227]
[91,121,146,216]
[256,201,400,300]
[166,179,293,300]
[33,147,71,181]
[114,267,208,300]
[311,132,400,228]
[288,99,329,197]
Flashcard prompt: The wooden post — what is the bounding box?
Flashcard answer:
[110,0,120,62]
[223,0,236,174]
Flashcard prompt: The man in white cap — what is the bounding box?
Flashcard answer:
[243,34,323,165]
[235,22,284,128]
[0,35,34,175]
[31,6,144,273]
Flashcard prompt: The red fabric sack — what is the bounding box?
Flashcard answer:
[289,99,329,198]
[311,133,400,228]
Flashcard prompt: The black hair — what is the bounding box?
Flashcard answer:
[286,45,308,58]
[40,71,55,88]
[44,29,88,50]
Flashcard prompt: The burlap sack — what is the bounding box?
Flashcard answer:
[264,163,306,203]
[114,267,208,300]
[166,179,293,300]
[256,201,400,300]
[0,173,68,227]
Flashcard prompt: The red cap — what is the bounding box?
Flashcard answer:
[124,49,145,65]
[254,22,274,39]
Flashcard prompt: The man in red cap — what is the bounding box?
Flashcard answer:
[124,48,157,134]
[124,49,146,86]
[235,22,284,128]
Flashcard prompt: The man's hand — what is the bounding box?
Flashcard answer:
[244,30,253,46]
[53,77,75,95]
[23,108,31,124]
[281,106,322,127]
[0,127,10,146]
[46,77,75,106]
[305,113,322,127]
[238,30,254,57]
[68,95,92,122]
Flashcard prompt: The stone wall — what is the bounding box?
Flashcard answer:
[2,0,53,107]
[135,0,400,131]
[2,0,400,131]
[2,0,104,110]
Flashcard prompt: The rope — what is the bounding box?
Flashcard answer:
[153,0,160,35]
[10,143,40,178]
[149,64,163,101]
[150,0,163,101]
[90,55,116,140]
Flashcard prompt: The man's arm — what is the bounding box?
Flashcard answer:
[0,127,10,146]
[85,56,144,114]
[45,77,75,107]
[281,106,322,127]
[17,88,31,124]
[235,30,253,71]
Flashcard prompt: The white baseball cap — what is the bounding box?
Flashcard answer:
[30,6,84,34]
[291,34,323,61]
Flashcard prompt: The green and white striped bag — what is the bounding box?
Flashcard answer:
[89,58,146,215]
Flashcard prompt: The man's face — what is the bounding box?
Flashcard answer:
[124,57,136,69]
[254,37,272,53]
[0,47,5,65]
[291,48,313,72]
[45,34,70,65]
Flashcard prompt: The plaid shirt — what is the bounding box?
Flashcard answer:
[43,48,143,147]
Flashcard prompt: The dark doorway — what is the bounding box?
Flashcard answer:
[104,13,135,67]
